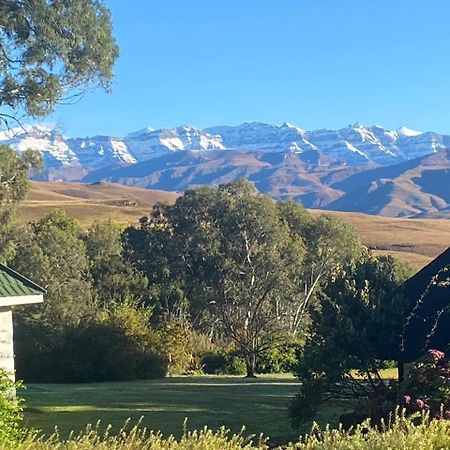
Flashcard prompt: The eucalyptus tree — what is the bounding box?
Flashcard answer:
[0,0,118,255]
[125,180,306,377]
[0,0,118,127]
[279,201,363,337]
[85,220,149,305]
[0,145,41,260]
[10,209,93,324]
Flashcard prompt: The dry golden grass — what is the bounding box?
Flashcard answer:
[20,181,179,228]
[20,181,450,269]
[307,210,450,269]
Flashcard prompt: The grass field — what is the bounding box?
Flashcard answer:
[22,371,399,441]
[23,377,300,440]
[22,376,356,442]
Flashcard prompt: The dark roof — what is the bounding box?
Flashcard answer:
[0,264,45,298]
[400,248,450,362]
[404,247,450,301]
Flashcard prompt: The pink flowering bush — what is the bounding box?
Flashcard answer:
[400,349,450,419]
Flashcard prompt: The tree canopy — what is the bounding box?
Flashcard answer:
[289,254,414,427]
[0,0,118,126]
[124,180,364,377]
[0,145,42,260]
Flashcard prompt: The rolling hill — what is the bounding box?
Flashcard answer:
[328,150,450,217]
[22,181,179,227]
[19,181,450,269]
[84,148,450,218]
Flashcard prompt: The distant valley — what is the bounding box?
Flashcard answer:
[3,122,450,218]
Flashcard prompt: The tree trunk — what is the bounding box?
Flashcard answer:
[398,361,405,384]
[245,353,257,378]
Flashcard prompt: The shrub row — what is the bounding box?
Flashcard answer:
[200,344,300,376]
[4,413,450,449]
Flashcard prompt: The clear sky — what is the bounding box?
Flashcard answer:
[43,0,450,137]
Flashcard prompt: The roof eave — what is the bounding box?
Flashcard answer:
[0,294,44,308]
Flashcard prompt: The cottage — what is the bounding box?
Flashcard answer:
[400,247,450,365]
[0,264,44,380]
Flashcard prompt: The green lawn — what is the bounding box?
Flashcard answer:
[21,376,352,441]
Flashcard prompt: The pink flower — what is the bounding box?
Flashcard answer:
[428,349,445,362]
[414,398,430,411]
[402,395,412,404]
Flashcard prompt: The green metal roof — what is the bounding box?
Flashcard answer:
[0,264,45,298]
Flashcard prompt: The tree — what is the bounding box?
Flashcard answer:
[0,0,118,127]
[289,254,414,427]
[0,0,118,252]
[85,220,149,305]
[0,145,41,261]
[125,181,306,377]
[124,186,224,321]
[279,203,362,337]
[206,183,305,377]
[10,209,93,324]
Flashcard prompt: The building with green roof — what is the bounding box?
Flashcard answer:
[0,264,44,379]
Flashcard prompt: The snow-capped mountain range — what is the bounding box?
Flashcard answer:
[1,122,449,181]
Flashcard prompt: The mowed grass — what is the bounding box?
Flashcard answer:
[22,372,398,441]
[22,377,301,440]
[21,376,357,442]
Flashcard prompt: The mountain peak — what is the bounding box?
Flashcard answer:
[396,126,422,137]
[281,122,304,132]
[126,127,156,138]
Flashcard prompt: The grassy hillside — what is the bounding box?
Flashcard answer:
[310,209,450,268]
[21,181,179,227]
[21,181,450,269]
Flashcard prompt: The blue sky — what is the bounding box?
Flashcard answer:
[44,0,450,136]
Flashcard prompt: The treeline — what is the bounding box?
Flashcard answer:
[2,173,411,383]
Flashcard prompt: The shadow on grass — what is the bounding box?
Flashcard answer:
[22,376,351,441]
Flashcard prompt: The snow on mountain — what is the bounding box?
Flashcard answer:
[68,136,137,169]
[396,126,423,137]
[1,125,79,167]
[124,126,225,161]
[1,122,448,181]
[206,122,319,154]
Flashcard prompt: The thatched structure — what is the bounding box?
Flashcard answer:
[400,248,450,364]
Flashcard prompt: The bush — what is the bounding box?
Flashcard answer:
[400,349,450,419]
[11,413,450,449]
[17,424,264,450]
[0,371,24,447]
[289,412,450,449]
[15,301,167,382]
[201,344,299,376]
[202,349,247,375]
[257,344,300,374]
[156,319,197,376]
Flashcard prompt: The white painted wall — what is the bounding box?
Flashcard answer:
[0,308,14,381]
